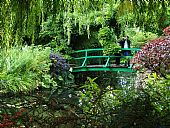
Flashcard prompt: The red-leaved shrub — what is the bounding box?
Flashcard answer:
[132,26,170,78]
[0,108,26,128]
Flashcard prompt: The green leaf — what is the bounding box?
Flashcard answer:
[153,72,157,79]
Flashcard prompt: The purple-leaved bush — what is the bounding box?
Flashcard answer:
[132,26,170,78]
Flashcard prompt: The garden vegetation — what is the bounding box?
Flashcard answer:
[0,0,170,127]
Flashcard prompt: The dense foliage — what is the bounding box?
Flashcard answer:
[98,27,120,55]
[0,0,170,48]
[0,0,170,127]
[0,47,79,127]
[124,28,158,47]
[0,45,52,92]
[77,74,170,127]
[132,26,170,78]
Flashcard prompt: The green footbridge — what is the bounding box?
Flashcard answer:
[70,48,139,73]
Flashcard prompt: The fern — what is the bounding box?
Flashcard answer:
[0,45,51,93]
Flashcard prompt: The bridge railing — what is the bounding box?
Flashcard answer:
[70,48,139,68]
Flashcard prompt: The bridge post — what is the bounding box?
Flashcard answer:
[81,50,87,67]
[103,56,110,67]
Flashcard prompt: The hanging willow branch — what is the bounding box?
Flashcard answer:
[0,0,169,47]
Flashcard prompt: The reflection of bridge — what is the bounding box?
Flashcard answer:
[70,48,139,72]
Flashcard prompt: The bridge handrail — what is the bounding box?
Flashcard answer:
[70,48,140,68]
[73,48,103,53]
[73,48,140,53]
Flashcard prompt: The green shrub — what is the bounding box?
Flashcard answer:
[0,45,52,93]
[124,28,158,48]
[78,74,170,127]
[98,27,120,55]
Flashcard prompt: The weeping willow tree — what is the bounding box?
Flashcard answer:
[0,0,169,47]
[117,0,170,33]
